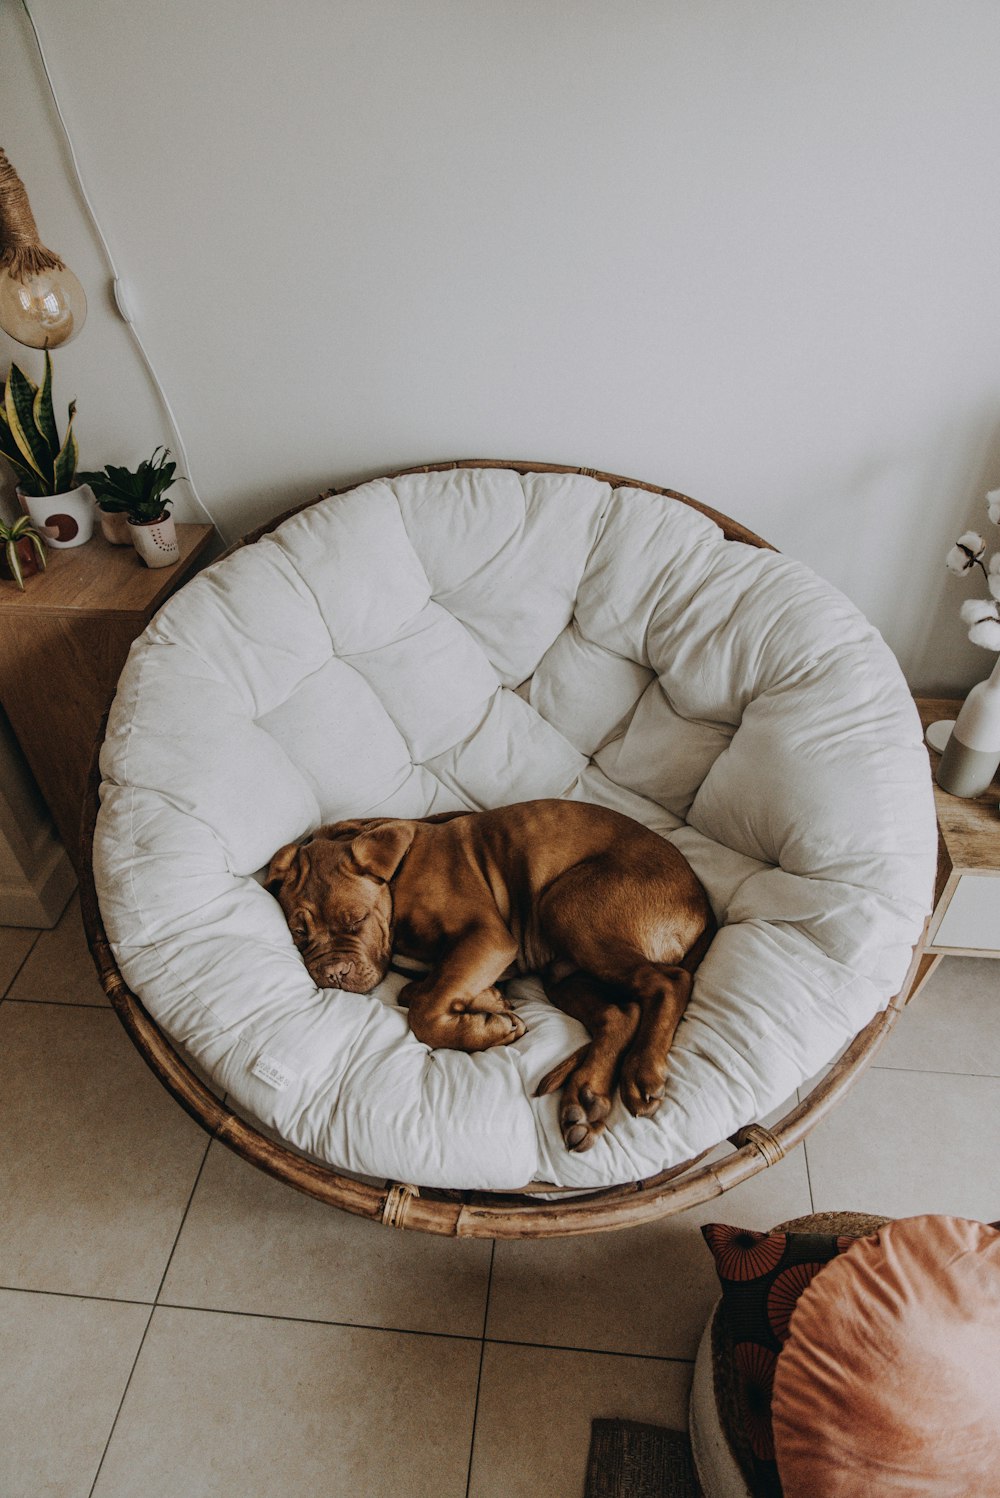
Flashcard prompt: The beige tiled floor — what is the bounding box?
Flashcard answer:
[1,895,998,1497]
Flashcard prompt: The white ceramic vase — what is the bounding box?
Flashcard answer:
[20,482,96,548]
[934,652,1000,798]
[128,512,180,568]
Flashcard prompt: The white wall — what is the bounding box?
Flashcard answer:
[3,0,1000,693]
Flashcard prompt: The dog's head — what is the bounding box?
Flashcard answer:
[265,819,415,993]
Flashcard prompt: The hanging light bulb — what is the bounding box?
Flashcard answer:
[0,147,86,348]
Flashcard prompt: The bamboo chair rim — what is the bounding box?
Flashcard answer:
[79,459,928,1237]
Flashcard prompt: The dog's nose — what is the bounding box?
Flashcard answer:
[321,960,354,988]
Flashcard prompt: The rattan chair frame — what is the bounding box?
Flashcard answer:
[79,460,931,1237]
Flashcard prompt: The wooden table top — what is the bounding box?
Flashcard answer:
[0,523,216,620]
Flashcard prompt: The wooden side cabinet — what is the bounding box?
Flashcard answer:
[917,697,1000,987]
[0,524,215,869]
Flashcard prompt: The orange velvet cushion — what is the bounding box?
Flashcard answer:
[771,1215,1000,1497]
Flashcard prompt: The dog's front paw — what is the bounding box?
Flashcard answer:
[456,1007,526,1050]
[619,1051,668,1118]
[397,976,431,1009]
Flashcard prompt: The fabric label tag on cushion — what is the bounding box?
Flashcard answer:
[251,1053,297,1091]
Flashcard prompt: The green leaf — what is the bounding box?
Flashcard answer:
[0,410,44,493]
[23,527,46,574]
[110,465,142,498]
[32,350,59,466]
[4,365,50,487]
[52,404,78,494]
[3,533,38,589]
[6,515,32,541]
[5,537,25,589]
[92,490,132,512]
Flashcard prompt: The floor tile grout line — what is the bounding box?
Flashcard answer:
[153,1135,215,1305]
[0,1283,154,1310]
[870,1061,1000,1079]
[1,928,42,999]
[484,1336,696,1366]
[86,1133,215,1498]
[87,1301,157,1498]
[3,995,111,1010]
[802,1136,817,1215]
[133,1298,702,1362]
[34,1287,698,1366]
[153,1301,487,1342]
[464,1240,496,1498]
[480,1239,496,1341]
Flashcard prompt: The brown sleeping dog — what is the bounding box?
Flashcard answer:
[266,799,714,1152]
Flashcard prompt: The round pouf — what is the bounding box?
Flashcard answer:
[772,1215,1000,1497]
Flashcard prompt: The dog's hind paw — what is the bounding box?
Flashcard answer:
[559,1080,611,1152]
[619,1054,667,1118]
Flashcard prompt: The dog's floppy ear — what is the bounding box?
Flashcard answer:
[312,819,375,843]
[265,841,303,895]
[349,822,415,884]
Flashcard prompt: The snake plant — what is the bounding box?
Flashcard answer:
[78,446,180,524]
[0,350,78,498]
[0,513,47,589]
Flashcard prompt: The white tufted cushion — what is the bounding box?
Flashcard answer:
[93,470,937,1190]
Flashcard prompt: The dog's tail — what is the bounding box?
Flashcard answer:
[680,908,717,976]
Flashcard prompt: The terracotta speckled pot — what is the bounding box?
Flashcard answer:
[98,506,132,546]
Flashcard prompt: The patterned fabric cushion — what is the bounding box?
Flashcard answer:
[701,1223,860,1497]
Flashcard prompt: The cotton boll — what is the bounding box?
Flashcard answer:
[960,597,994,625]
[947,531,986,573]
[969,617,1000,650]
[987,489,1000,525]
[960,597,1000,650]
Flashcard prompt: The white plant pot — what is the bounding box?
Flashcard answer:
[20,483,96,549]
[128,513,180,568]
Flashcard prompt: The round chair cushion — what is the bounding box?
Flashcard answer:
[771,1215,1000,1497]
[93,468,936,1190]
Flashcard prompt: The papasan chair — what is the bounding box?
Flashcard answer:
[81,461,938,1236]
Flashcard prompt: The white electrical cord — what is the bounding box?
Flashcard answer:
[19,0,221,534]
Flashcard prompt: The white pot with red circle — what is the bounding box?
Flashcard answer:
[19,482,95,548]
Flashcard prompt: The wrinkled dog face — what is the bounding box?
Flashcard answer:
[266,820,414,993]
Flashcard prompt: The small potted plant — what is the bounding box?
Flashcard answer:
[0,513,47,588]
[78,447,182,567]
[0,350,93,547]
